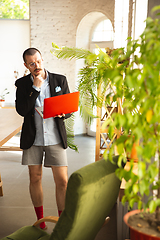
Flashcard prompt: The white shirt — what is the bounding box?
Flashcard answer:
[32,71,61,146]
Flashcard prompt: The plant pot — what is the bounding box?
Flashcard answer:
[0,99,5,108]
[124,210,160,240]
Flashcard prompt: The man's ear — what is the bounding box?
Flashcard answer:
[24,62,28,69]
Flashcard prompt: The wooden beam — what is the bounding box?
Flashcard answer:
[0,146,22,151]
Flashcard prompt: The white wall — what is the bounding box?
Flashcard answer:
[0,19,30,105]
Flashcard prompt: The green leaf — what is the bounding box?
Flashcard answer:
[103,149,108,160]
[51,43,59,49]
[138,200,142,210]
[129,198,136,209]
[133,184,139,194]
[117,155,126,168]
[117,143,124,155]
[139,179,150,196]
[65,114,78,152]
[151,5,160,14]
[101,118,112,131]
[51,44,92,60]
[125,75,134,88]
[149,200,156,213]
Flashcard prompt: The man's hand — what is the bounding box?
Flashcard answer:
[33,74,44,88]
[57,113,65,118]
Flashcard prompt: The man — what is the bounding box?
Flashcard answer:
[15,47,71,229]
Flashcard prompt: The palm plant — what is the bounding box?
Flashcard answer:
[51,43,114,125]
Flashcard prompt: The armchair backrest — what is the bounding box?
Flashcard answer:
[50,156,122,240]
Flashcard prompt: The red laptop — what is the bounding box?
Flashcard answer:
[43,91,79,119]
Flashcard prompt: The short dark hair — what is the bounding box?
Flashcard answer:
[23,48,42,63]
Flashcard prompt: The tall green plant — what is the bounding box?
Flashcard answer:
[103,6,160,216]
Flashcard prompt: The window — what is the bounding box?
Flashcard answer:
[0,0,29,19]
[88,18,114,134]
[90,18,114,53]
[92,19,114,42]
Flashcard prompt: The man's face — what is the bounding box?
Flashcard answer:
[24,52,44,77]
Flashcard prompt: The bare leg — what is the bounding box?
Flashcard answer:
[28,165,46,229]
[28,165,43,207]
[51,166,68,212]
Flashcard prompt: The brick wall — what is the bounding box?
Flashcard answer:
[29,0,115,91]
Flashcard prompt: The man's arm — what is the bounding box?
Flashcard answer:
[15,77,40,117]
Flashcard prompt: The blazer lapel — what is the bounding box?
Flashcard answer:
[48,72,56,97]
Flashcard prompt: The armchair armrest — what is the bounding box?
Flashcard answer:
[102,217,110,227]
[33,216,59,228]
[33,215,109,228]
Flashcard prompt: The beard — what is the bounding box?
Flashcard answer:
[34,68,43,76]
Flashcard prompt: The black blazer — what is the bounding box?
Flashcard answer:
[15,71,71,150]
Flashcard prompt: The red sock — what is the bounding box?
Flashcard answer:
[34,206,46,229]
[58,210,62,217]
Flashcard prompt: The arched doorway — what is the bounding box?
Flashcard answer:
[74,12,114,136]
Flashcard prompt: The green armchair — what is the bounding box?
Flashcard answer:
[1,156,123,240]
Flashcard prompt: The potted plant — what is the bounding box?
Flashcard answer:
[0,88,9,107]
[50,5,160,239]
[103,6,160,239]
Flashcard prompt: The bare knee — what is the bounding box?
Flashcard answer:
[30,173,42,185]
[56,177,68,191]
[52,166,68,191]
[28,166,42,185]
